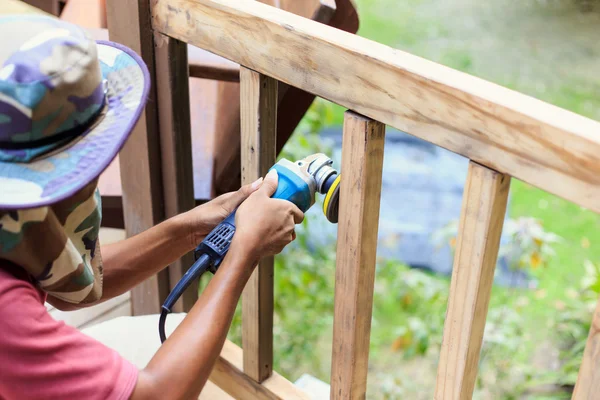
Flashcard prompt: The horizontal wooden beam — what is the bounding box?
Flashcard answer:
[84,27,241,82]
[209,340,310,400]
[152,0,600,214]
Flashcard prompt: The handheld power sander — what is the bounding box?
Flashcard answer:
[158,153,341,343]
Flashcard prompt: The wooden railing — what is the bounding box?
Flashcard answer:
[107,0,600,398]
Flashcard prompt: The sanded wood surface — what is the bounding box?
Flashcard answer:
[152,0,600,214]
[573,296,600,399]
[107,0,169,315]
[240,67,278,383]
[330,111,385,400]
[435,162,510,400]
[154,34,198,312]
[210,340,310,400]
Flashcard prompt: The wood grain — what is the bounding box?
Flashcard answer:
[330,111,385,400]
[107,0,169,315]
[154,33,198,312]
[573,296,600,399]
[240,67,278,383]
[209,340,310,400]
[152,0,600,214]
[435,162,510,400]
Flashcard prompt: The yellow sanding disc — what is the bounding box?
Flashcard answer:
[322,174,341,223]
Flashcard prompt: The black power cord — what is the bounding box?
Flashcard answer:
[158,212,237,343]
[159,254,211,343]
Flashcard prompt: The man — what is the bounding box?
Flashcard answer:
[0,15,303,399]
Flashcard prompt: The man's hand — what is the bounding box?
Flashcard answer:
[231,169,304,265]
[182,177,264,249]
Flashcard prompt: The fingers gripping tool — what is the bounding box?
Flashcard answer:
[158,153,341,342]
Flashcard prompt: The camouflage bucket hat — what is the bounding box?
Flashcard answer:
[0,15,150,209]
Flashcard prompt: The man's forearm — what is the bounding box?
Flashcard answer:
[98,213,197,301]
[131,242,257,400]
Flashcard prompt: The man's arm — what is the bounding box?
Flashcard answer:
[48,181,261,311]
[131,241,256,399]
[131,170,303,400]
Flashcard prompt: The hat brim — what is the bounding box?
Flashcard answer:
[0,40,150,210]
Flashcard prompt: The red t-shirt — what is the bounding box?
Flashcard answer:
[0,264,138,400]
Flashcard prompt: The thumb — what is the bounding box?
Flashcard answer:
[258,169,278,197]
[228,177,263,205]
[211,177,263,213]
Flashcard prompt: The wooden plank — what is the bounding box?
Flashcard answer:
[152,0,600,214]
[199,380,235,400]
[107,0,169,315]
[154,33,197,313]
[240,67,278,383]
[188,46,240,82]
[279,0,329,20]
[330,111,385,400]
[209,340,310,400]
[310,0,336,24]
[573,296,600,399]
[435,162,510,400]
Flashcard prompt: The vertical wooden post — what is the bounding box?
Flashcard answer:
[573,297,600,399]
[330,111,385,400]
[435,161,510,400]
[107,0,169,315]
[240,67,278,382]
[154,34,197,313]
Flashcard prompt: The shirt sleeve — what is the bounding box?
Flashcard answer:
[0,267,139,400]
